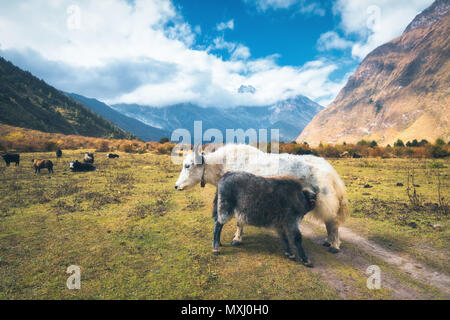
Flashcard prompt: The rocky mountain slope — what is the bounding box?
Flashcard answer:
[0,57,131,139]
[298,0,450,145]
[112,95,323,142]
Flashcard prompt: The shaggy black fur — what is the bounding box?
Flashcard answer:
[70,160,96,172]
[212,171,317,267]
[2,153,20,166]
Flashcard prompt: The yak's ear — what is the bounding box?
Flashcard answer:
[193,145,203,165]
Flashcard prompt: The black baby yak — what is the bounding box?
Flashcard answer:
[70,160,96,172]
[212,172,317,267]
[84,153,94,164]
[2,153,20,166]
[107,153,120,159]
[32,159,54,174]
[56,149,62,158]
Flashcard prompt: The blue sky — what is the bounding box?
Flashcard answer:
[0,0,433,108]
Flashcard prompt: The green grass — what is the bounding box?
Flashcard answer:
[0,152,448,299]
[330,158,449,274]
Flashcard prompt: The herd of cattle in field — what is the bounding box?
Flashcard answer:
[1,151,120,173]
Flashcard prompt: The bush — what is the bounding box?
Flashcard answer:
[427,160,445,169]
[157,143,175,155]
[97,140,110,152]
[44,140,59,151]
[119,142,134,153]
[394,139,405,147]
[159,137,170,144]
[430,144,449,158]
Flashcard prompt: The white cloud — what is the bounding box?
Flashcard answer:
[244,0,325,15]
[216,19,234,31]
[317,31,353,51]
[231,45,251,60]
[0,0,345,108]
[330,0,434,60]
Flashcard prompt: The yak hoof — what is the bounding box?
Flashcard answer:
[212,250,220,256]
[328,247,340,254]
[322,241,331,247]
[287,254,296,261]
[231,240,242,246]
[302,260,314,268]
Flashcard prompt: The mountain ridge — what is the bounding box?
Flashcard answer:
[0,57,131,139]
[67,93,169,142]
[112,95,323,142]
[298,0,450,146]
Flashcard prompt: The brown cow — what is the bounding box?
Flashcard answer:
[32,159,54,174]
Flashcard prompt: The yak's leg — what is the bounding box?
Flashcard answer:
[289,226,313,268]
[323,219,341,254]
[212,221,223,255]
[277,229,294,260]
[231,223,244,246]
[212,193,222,247]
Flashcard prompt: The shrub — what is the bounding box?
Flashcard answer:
[427,160,445,169]
[357,140,369,146]
[119,142,134,153]
[97,140,110,152]
[44,140,59,151]
[159,137,170,144]
[394,139,405,147]
[157,143,175,155]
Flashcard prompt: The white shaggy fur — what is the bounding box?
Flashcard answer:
[175,144,348,250]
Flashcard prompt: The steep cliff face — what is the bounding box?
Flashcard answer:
[298,0,450,146]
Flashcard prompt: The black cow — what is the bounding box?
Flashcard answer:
[69,160,96,172]
[2,153,20,166]
[107,153,120,159]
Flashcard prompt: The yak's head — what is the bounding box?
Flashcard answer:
[174,146,205,191]
[302,187,318,213]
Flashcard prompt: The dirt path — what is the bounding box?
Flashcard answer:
[300,222,450,299]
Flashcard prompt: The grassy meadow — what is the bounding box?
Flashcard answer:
[0,151,448,299]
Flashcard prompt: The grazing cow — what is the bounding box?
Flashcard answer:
[212,172,317,267]
[56,149,62,158]
[107,153,120,159]
[32,159,54,174]
[69,160,96,172]
[2,153,20,166]
[175,144,348,253]
[84,153,94,164]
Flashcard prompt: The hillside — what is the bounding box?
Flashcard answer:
[0,57,131,139]
[112,95,323,142]
[298,0,450,146]
[68,93,169,142]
